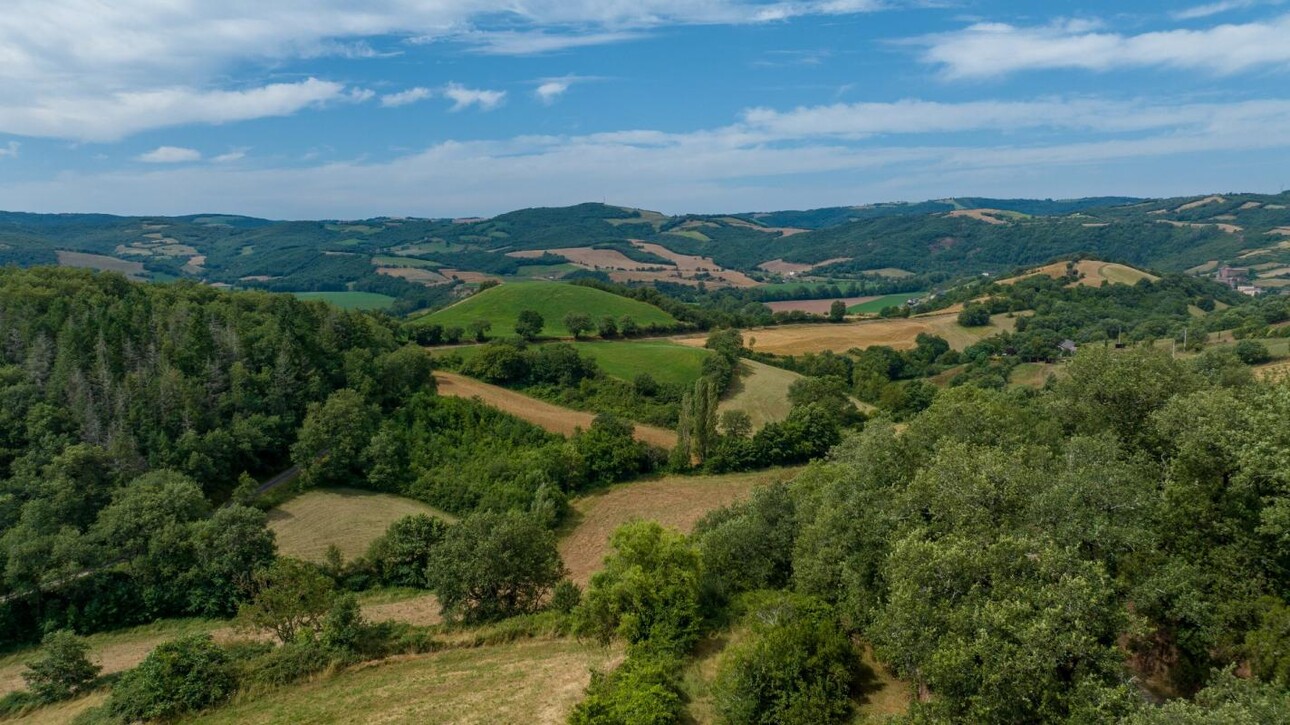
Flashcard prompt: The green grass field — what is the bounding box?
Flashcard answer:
[294,291,396,310]
[514,263,580,279]
[848,292,926,314]
[438,340,710,387]
[372,255,441,269]
[415,282,679,337]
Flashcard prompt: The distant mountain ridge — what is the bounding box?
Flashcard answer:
[3,192,1288,304]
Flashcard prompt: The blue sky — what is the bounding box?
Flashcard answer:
[2,0,1289,218]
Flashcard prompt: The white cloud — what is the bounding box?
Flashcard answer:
[1173,1,1281,20]
[0,141,18,159]
[211,148,248,163]
[0,78,348,142]
[381,87,434,108]
[137,146,201,163]
[0,1,890,142]
[921,13,1290,78]
[535,76,592,104]
[7,94,1289,218]
[442,83,506,111]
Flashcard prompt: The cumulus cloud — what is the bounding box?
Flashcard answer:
[920,13,1290,78]
[381,87,435,108]
[442,83,506,111]
[534,76,594,104]
[137,146,201,163]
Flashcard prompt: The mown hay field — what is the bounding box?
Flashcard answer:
[268,487,455,562]
[186,638,624,725]
[416,281,679,338]
[718,360,801,430]
[678,313,1015,356]
[435,371,678,449]
[559,468,801,586]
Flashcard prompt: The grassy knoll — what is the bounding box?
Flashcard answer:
[718,360,800,431]
[267,487,455,562]
[293,291,396,310]
[186,638,623,725]
[436,341,709,388]
[848,291,926,314]
[559,468,801,586]
[416,282,679,338]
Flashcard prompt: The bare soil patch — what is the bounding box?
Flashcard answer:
[765,296,877,314]
[435,372,677,449]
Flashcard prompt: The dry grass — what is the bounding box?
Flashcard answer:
[377,267,449,285]
[764,296,878,314]
[440,269,502,284]
[55,251,146,280]
[679,313,1015,356]
[268,487,454,562]
[1187,260,1220,274]
[1002,260,1157,288]
[510,247,657,270]
[1176,195,1226,211]
[559,469,800,586]
[12,691,109,724]
[719,360,800,430]
[631,242,759,287]
[1158,219,1242,234]
[435,371,678,449]
[187,638,624,725]
[758,257,853,276]
[1009,362,1064,388]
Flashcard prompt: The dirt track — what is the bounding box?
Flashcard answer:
[434,372,677,449]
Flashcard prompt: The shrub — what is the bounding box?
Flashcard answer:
[957,304,991,327]
[107,634,235,721]
[237,558,335,643]
[568,652,686,725]
[550,581,583,614]
[712,593,857,725]
[1234,339,1272,365]
[21,630,101,703]
[366,514,449,588]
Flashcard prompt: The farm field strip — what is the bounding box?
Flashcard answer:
[435,371,678,449]
[677,312,1014,356]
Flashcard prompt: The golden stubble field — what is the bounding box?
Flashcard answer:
[676,312,1017,356]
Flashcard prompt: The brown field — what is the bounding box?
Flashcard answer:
[1258,266,1290,277]
[1254,359,1290,383]
[188,638,622,725]
[1158,219,1243,234]
[1176,195,1226,211]
[377,267,449,285]
[509,247,660,271]
[679,313,1015,356]
[55,251,146,280]
[1268,227,1290,236]
[948,208,1008,225]
[440,269,503,284]
[608,270,713,287]
[435,371,677,449]
[758,257,852,275]
[268,487,454,562]
[717,216,809,237]
[631,242,759,287]
[559,468,800,585]
[765,296,877,314]
[1239,201,1263,210]
[1254,278,1290,288]
[862,267,915,278]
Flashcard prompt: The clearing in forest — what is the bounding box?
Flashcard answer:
[185,638,624,725]
[416,282,679,338]
[559,468,800,586]
[765,296,878,314]
[293,291,396,310]
[435,371,678,449]
[268,487,455,562]
[1001,260,1157,288]
[436,340,710,388]
[55,251,146,280]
